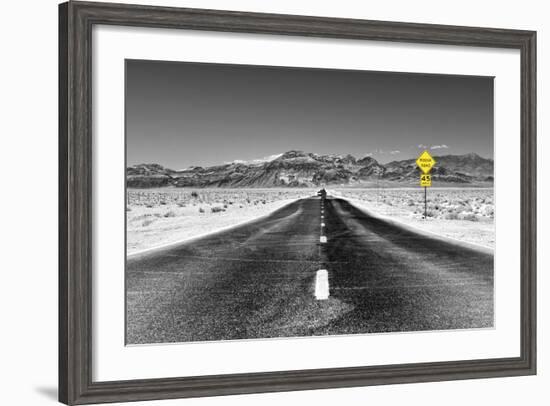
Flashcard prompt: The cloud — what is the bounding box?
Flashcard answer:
[430,144,449,150]
[390,150,401,155]
[362,152,373,157]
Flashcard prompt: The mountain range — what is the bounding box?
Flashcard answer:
[127,151,494,188]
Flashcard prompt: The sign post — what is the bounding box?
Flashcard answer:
[416,151,436,219]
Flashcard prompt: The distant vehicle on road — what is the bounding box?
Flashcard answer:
[317,188,327,198]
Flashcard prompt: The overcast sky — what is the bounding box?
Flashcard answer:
[126,59,493,169]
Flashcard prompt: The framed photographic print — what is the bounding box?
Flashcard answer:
[59,1,536,404]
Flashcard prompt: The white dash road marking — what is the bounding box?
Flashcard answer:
[320,236,327,243]
[321,222,325,227]
[315,269,330,300]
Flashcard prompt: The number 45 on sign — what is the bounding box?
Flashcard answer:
[420,174,432,187]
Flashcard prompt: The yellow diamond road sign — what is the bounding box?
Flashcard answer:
[416,150,436,174]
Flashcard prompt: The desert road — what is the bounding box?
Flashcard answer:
[126,196,494,344]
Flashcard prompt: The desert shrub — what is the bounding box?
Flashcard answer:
[211,206,224,213]
[460,213,479,222]
[177,202,186,207]
[126,207,131,212]
[146,204,154,208]
[223,204,228,209]
[480,205,494,217]
[198,207,205,213]
[163,211,176,218]
[191,191,199,198]
[444,211,459,220]
[132,214,152,221]
[142,219,155,227]
[159,201,167,205]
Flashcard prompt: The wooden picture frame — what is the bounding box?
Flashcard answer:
[59,1,536,404]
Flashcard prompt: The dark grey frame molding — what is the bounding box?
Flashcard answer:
[59,1,537,404]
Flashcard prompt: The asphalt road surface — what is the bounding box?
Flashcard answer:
[126,196,494,344]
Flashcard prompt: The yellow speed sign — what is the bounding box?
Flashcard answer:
[420,174,432,187]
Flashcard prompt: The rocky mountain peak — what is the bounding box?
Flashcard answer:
[277,150,310,160]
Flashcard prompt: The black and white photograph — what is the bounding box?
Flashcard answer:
[125,60,495,345]
[2,0,544,404]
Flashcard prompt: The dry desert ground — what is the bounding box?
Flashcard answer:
[126,187,495,254]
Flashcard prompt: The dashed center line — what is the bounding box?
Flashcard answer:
[315,269,329,300]
[317,198,329,300]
